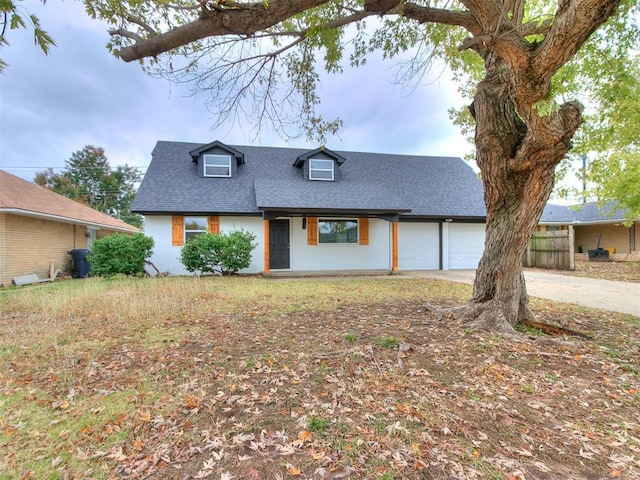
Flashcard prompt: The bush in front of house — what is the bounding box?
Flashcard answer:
[180,229,257,275]
[87,233,154,277]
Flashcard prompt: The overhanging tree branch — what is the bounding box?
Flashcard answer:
[401,3,480,34]
[116,0,330,62]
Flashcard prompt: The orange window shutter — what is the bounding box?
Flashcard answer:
[172,215,184,246]
[359,217,369,245]
[307,216,318,245]
[208,215,220,234]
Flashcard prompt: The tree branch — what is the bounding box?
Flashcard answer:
[126,15,158,37]
[457,0,532,69]
[109,27,144,44]
[511,100,584,171]
[401,3,481,35]
[521,18,553,37]
[116,0,330,62]
[534,0,621,82]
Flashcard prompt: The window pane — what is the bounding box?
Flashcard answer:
[203,154,231,177]
[310,159,333,170]
[309,158,334,181]
[205,165,231,176]
[310,169,333,180]
[318,220,358,243]
[185,231,205,241]
[184,217,208,231]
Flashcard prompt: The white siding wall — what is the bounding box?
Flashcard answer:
[145,215,488,274]
[144,215,264,275]
[289,217,391,271]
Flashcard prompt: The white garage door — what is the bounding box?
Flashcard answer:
[449,223,485,269]
[398,223,440,270]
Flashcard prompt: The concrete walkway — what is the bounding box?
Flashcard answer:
[404,270,640,317]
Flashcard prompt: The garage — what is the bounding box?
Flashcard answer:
[448,223,485,269]
[398,222,440,270]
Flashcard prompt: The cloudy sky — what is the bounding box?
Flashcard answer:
[0,1,475,184]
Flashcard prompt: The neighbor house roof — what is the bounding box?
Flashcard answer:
[0,170,140,233]
[540,201,629,225]
[132,141,486,220]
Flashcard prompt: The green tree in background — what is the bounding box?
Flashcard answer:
[575,56,640,223]
[34,146,143,228]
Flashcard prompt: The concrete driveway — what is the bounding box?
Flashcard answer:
[404,270,640,317]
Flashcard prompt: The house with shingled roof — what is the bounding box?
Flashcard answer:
[540,201,639,259]
[131,141,487,275]
[0,170,140,286]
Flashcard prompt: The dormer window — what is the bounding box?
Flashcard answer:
[309,158,334,181]
[190,141,244,179]
[203,154,232,177]
[294,147,346,182]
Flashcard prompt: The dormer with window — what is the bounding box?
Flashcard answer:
[189,141,244,178]
[293,147,346,182]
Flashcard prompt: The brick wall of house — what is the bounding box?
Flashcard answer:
[575,223,632,255]
[0,214,6,287]
[0,214,89,287]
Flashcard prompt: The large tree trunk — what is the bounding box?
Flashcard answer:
[465,54,583,334]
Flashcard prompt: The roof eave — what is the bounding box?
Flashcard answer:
[539,219,633,226]
[260,206,411,214]
[1,208,140,233]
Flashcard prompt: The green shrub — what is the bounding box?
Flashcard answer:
[180,229,257,275]
[87,233,154,277]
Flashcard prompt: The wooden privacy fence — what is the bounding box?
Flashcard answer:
[523,226,575,270]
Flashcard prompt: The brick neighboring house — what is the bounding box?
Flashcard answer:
[540,202,639,259]
[0,170,140,286]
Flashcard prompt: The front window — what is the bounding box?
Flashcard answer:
[318,219,358,244]
[203,154,232,177]
[185,217,208,241]
[309,158,334,181]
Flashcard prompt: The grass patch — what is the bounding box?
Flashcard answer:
[377,335,399,348]
[307,416,330,433]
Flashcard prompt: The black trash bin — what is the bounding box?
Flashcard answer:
[69,249,91,278]
[588,248,609,262]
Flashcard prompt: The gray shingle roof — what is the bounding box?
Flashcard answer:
[132,141,486,219]
[540,201,628,224]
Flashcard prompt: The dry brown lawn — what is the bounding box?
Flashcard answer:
[1,274,638,479]
[544,260,640,283]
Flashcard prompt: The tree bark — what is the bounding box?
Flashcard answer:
[465,53,583,333]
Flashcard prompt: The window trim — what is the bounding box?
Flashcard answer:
[309,158,334,181]
[203,154,232,177]
[317,218,359,244]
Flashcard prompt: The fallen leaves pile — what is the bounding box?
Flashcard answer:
[1,277,638,479]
